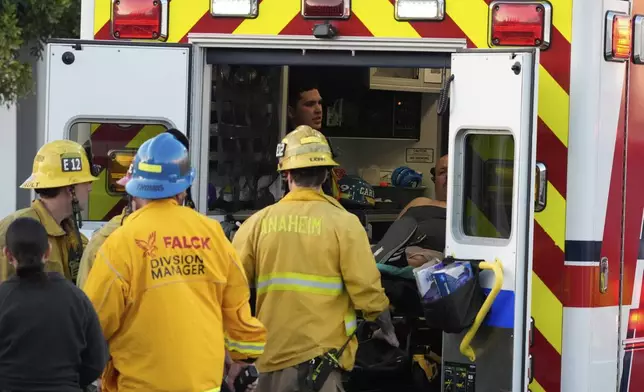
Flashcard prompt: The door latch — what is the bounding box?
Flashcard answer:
[529,317,535,347]
[535,162,547,212]
[511,61,522,75]
[599,257,609,294]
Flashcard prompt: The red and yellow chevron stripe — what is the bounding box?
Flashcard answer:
[93,1,570,390]
[87,123,166,221]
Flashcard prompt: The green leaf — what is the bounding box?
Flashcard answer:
[0,0,80,106]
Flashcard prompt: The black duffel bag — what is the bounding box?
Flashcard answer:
[420,257,486,334]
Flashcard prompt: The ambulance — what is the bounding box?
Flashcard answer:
[42,0,644,390]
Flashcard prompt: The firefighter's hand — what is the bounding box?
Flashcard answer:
[374,309,399,347]
[373,328,400,348]
[225,362,259,392]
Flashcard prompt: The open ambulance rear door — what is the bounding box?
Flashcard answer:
[442,49,539,392]
[43,40,193,238]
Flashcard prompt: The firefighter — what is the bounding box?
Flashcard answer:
[0,140,99,284]
[75,167,134,290]
[287,74,342,200]
[76,129,194,289]
[82,132,266,392]
[233,125,399,392]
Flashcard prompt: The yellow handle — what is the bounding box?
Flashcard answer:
[459,259,504,362]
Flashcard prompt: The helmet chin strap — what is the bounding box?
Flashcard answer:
[184,188,196,209]
[70,186,83,230]
[122,194,135,224]
[68,186,85,284]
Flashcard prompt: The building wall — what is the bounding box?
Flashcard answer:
[15,47,47,210]
[0,104,17,217]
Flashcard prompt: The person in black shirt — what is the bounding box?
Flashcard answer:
[0,217,107,392]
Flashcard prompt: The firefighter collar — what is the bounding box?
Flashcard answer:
[280,188,345,210]
[127,198,179,222]
[31,199,67,237]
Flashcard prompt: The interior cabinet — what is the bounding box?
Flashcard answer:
[369,67,449,94]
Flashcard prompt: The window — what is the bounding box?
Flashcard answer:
[462,133,514,239]
[70,122,169,222]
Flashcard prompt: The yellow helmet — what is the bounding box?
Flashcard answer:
[276,125,339,172]
[20,140,100,189]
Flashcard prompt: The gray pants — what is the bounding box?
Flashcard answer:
[257,365,345,392]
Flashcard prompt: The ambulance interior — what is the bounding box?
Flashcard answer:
[206,63,451,238]
[72,57,512,245]
[71,57,514,390]
[72,63,456,238]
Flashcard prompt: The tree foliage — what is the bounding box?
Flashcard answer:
[0,0,80,106]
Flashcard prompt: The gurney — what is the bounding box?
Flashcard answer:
[346,209,446,392]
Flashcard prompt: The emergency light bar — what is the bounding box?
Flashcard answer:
[395,0,445,21]
[488,1,552,49]
[211,0,259,18]
[605,11,631,62]
[302,0,351,19]
[111,0,169,41]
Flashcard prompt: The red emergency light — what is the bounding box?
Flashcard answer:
[489,1,552,49]
[604,12,632,62]
[111,0,169,41]
[302,0,351,19]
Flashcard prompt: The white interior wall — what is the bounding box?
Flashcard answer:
[329,93,441,199]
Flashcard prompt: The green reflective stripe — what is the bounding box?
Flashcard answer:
[345,309,357,336]
[257,272,343,296]
[225,337,265,355]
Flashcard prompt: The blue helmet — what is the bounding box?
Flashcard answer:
[391,166,423,188]
[126,133,195,199]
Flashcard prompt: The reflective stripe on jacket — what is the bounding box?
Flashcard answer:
[233,188,389,373]
[82,199,266,392]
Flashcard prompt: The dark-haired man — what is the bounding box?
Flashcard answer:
[287,77,346,201]
[288,79,323,131]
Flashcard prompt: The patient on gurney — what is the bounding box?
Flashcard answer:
[383,153,448,269]
[371,155,448,312]
[351,196,447,391]
[348,157,448,391]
